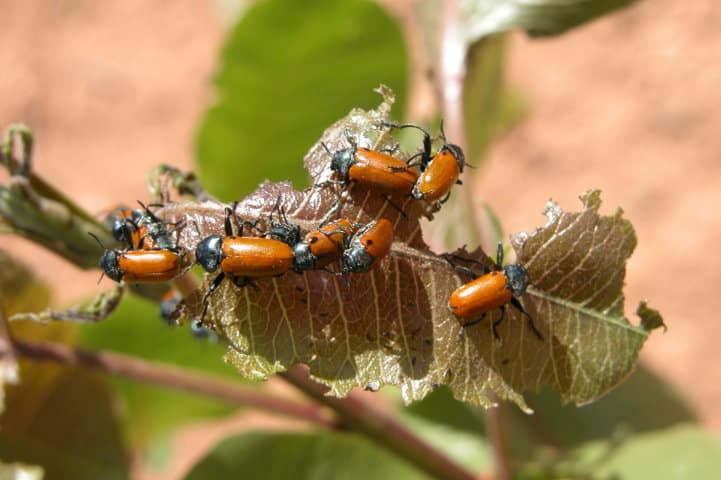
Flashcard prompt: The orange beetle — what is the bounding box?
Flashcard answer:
[383,122,466,202]
[106,203,178,251]
[447,243,543,341]
[341,218,394,273]
[293,218,358,272]
[195,206,294,321]
[100,248,183,283]
[323,139,418,197]
[106,206,142,248]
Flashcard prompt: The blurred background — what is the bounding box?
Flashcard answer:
[1,0,718,478]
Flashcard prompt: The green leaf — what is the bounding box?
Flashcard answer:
[538,425,721,480]
[459,0,637,40]
[1,127,111,270]
[9,286,124,324]
[161,95,658,410]
[0,250,52,317]
[1,322,129,480]
[399,412,491,472]
[404,386,485,436]
[0,461,43,480]
[196,0,407,201]
[76,294,238,447]
[185,431,430,480]
[0,251,51,415]
[515,365,698,450]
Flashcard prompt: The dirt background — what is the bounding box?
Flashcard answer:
[1,0,719,477]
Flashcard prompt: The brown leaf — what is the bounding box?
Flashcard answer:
[158,93,659,409]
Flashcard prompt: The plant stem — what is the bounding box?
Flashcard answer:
[437,2,513,479]
[438,0,468,150]
[11,338,337,429]
[485,403,513,480]
[280,367,477,480]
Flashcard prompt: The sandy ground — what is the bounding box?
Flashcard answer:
[1,0,720,477]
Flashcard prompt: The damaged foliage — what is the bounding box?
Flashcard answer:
[157,89,662,410]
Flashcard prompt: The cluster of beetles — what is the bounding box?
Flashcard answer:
[95,122,543,342]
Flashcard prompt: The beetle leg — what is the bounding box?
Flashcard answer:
[137,233,150,249]
[462,313,485,329]
[439,192,452,204]
[322,266,338,275]
[510,296,543,341]
[223,206,234,236]
[381,194,408,218]
[318,195,345,227]
[199,273,226,326]
[492,308,505,341]
[441,253,487,277]
[242,218,262,235]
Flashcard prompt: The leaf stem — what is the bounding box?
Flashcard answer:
[280,366,477,480]
[11,338,337,429]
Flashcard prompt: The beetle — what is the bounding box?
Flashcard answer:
[382,122,466,203]
[447,242,543,341]
[264,198,302,248]
[293,218,358,272]
[105,203,178,251]
[258,199,360,274]
[195,206,294,322]
[341,218,394,273]
[322,136,419,199]
[106,206,141,247]
[99,248,184,283]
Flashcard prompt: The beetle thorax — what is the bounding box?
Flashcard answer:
[503,264,530,297]
[330,148,355,180]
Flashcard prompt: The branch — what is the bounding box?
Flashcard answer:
[484,402,512,480]
[12,339,337,429]
[280,367,477,480]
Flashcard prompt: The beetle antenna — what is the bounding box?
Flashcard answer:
[88,232,107,250]
[495,242,504,270]
[137,200,162,222]
[320,141,333,157]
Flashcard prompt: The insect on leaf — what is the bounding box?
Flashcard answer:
[161,88,662,410]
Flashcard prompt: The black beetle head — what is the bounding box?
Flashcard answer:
[270,222,301,247]
[99,250,123,283]
[341,245,374,273]
[330,148,355,181]
[292,242,315,273]
[504,264,530,297]
[195,235,224,273]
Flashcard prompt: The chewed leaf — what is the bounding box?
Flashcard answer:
[160,94,658,409]
[637,300,666,333]
[511,190,655,404]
